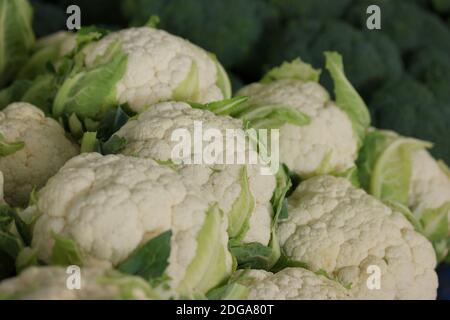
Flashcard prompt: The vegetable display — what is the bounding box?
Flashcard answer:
[0,0,449,300]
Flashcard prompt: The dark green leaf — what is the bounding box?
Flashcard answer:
[118,230,171,285]
[229,242,273,270]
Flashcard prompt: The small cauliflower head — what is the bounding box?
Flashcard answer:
[53,26,231,121]
[116,101,276,246]
[0,266,159,300]
[235,53,370,179]
[278,175,438,300]
[0,103,79,206]
[31,153,232,296]
[231,268,350,300]
[237,79,357,177]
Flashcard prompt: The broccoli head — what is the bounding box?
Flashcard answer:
[271,0,351,20]
[263,19,403,96]
[122,0,279,70]
[370,75,450,164]
[408,47,450,103]
[346,0,450,54]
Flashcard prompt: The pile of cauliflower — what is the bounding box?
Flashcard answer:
[0,2,449,300]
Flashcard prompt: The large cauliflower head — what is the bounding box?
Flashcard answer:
[116,101,277,246]
[237,79,357,178]
[0,103,79,206]
[0,266,159,300]
[232,268,350,300]
[54,26,231,121]
[31,153,232,296]
[278,175,438,299]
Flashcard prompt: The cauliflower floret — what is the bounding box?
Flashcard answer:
[83,27,228,112]
[278,175,438,299]
[31,153,232,295]
[237,79,357,178]
[0,103,79,206]
[232,268,350,300]
[409,150,450,222]
[0,266,158,300]
[116,101,276,246]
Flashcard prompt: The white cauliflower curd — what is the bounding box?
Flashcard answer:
[232,268,350,300]
[116,101,277,247]
[277,175,438,299]
[30,153,232,296]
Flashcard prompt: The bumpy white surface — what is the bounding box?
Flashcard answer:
[237,79,357,178]
[116,102,276,245]
[0,103,79,206]
[31,153,232,290]
[232,268,350,300]
[409,150,450,229]
[0,267,155,300]
[83,27,224,112]
[278,175,438,300]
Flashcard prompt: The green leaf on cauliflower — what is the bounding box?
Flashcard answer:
[206,282,249,300]
[260,58,321,84]
[15,247,39,274]
[0,0,35,87]
[118,230,171,287]
[420,202,450,263]
[178,204,231,294]
[334,166,360,188]
[239,104,311,129]
[208,53,232,99]
[172,61,200,102]
[0,132,24,157]
[324,51,371,148]
[230,164,292,270]
[189,96,249,117]
[229,242,273,270]
[50,233,84,267]
[75,26,109,50]
[227,166,255,242]
[357,130,432,205]
[53,41,128,121]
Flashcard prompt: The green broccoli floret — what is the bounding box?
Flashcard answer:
[346,0,450,54]
[370,75,450,164]
[270,0,351,20]
[121,0,278,70]
[263,19,403,96]
[408,47,450,103]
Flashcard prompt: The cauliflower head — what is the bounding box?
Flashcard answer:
[357,129,450,261]
[237,79,357,177]
[231,268,350,300]
[278,175,438,299]
[0,266,159,300]
[230,53,369,179]
[31,153,232,296]
[116,101,277,246]
[53,26,231,121]
[0,103,79,206]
